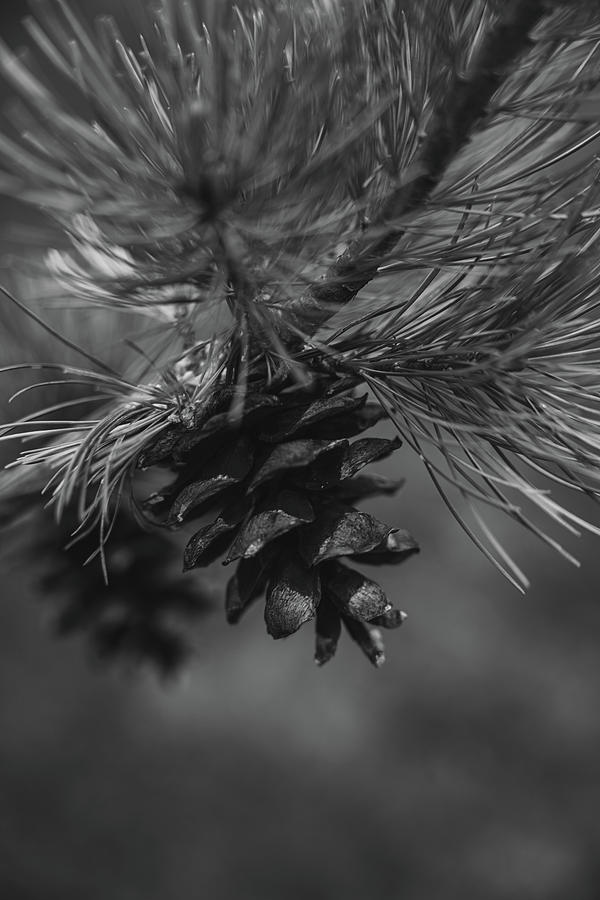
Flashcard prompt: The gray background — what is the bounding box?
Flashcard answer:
[1,4,599,898]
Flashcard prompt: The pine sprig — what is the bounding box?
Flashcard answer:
[284,0,600,336]
[1,1,600,665]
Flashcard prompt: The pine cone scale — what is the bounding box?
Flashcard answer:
[265,552,321,639]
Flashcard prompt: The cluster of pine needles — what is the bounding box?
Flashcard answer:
[1,0,600,667]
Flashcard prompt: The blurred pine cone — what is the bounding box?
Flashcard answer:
[31,501,212,675]
[140,377,418,666]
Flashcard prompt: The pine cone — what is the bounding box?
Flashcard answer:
[141,379,419,666]
[30,502,212,675]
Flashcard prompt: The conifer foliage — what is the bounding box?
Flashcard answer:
[1,0,600,669]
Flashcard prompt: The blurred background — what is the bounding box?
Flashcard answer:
[1,4,600,899]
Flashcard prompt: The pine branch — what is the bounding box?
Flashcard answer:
[283,0,550,339]
[1,1,600,665]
